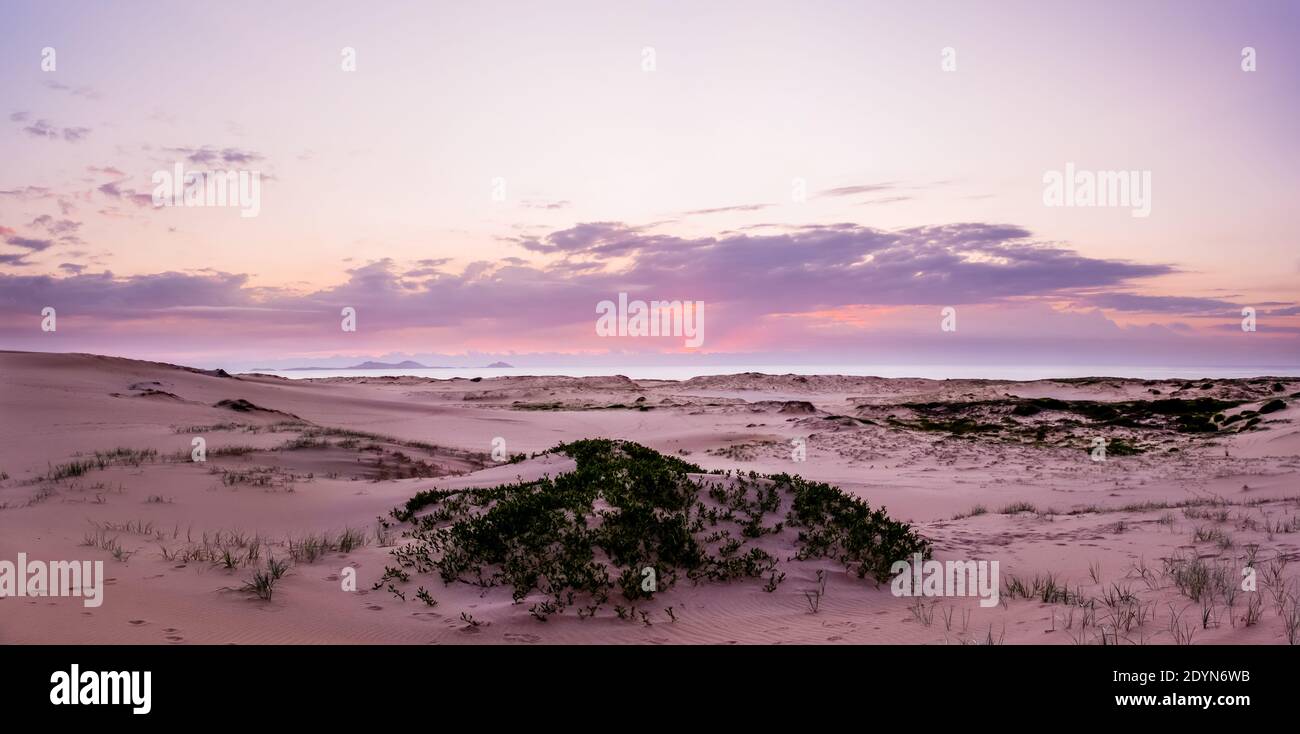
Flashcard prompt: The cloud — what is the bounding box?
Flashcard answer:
[521,199,571,210]
[516,221,1173,310]
[517,221,641,255]
[163,146,264,166]
[1082,293,1242,315]
[857,196,913,206]
[43,81,101,100]
[683,204,772,216]
[1,219,1182,323]
[818,183,898,198]
[4,235,54,252]
[0,270,253,313]
[2,220,1292,365]
[0,186,53,201]
[0,230,55,266]
[12,115,91,142]
[28,215,82,237]
[97,180,154,208]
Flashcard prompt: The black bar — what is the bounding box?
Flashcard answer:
[0,644,1283,721]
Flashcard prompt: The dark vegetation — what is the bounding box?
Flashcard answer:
[874,394,1288,452]
[384,439,928,620]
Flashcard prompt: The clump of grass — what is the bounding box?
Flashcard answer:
[1168,604,1196,644]
[286,528,368,563]
[241,556,290,600]
[1281,594,1300,645]
[174,422,244,433]
[337,527,367,553]
[277,436,329,451]
[908,597,936,627]
[1003,572,1078,604]
[287,534,329,563]
[1191,525,1233,548]
[1242,594,1264,627]
[81,529,132,561]
[1000,501,1037,515]
[802,570,827,614]
[209,445,259,457]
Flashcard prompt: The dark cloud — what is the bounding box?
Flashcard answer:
[1083,293,1242,315]
[98,180,155,208]
[28,215,82,237]
[518,222,641,255]
[13,116,91,142]
[88,165,126,178]
[684,204,772,216]
[5,235,54,252]
[0,270,252,313]
[163,146,264,166]
[857,196,913,206]
[0,221,1194,343]
[0,186,53,200]
[818,183,898,198]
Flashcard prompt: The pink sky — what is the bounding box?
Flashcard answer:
[1,1,1297,370]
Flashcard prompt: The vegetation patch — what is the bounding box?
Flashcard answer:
[384,439,928,620]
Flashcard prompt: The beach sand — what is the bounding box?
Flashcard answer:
[2,350,1298,644]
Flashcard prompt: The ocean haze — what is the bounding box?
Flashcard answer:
[243,364,1300,382]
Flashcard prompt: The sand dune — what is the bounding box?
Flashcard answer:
[2,351,1298,644]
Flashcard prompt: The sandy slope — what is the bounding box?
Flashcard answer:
[2,351,1298,645]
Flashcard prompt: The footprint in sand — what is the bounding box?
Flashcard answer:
[164,627,180,634]
[503,632,541,643]
[165,635,184,643]
[128,619,148,626]
[365,604,383,611]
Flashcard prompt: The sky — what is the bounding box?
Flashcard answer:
[1,0,1297,371]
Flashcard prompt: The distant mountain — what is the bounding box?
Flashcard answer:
[348,360,430,369]
[485,361,513,368]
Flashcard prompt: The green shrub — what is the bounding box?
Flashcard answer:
[386,439,928,619]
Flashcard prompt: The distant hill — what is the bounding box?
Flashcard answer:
[485,361,513,368]
[349,360,430,369]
